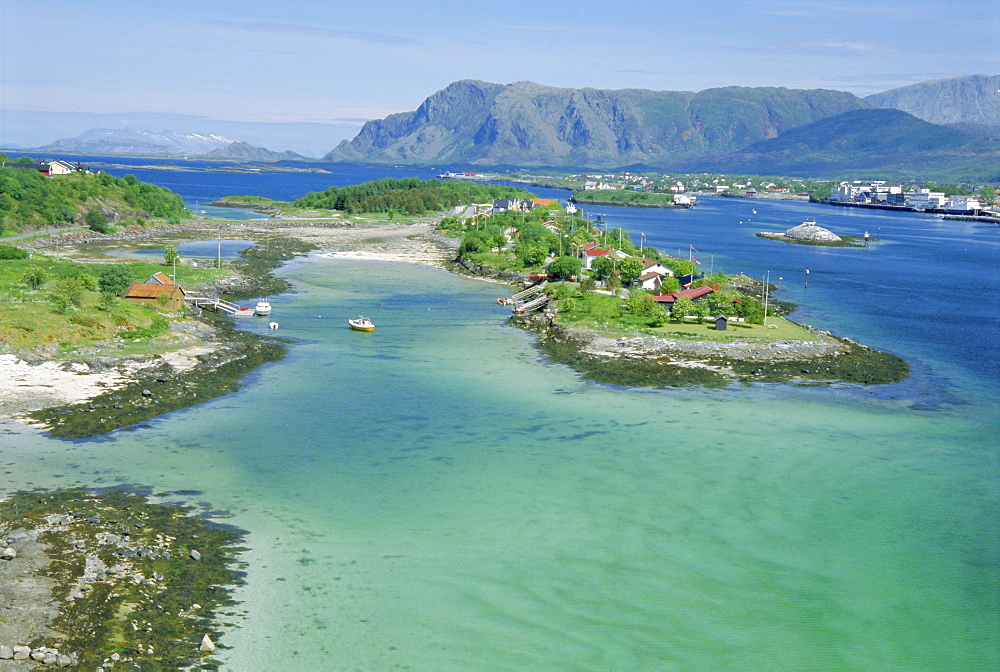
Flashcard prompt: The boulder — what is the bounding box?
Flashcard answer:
[1,547,15,560]
[0,646,13,659]
[200,634,216,653]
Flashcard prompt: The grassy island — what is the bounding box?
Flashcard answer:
[570,189,686,208]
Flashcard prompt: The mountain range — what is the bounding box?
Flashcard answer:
[325,75,1000,179]
[35,128,236,157]
[12,75,999,179]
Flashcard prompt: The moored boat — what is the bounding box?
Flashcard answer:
[255,299,272,316]
[348,316,375,332]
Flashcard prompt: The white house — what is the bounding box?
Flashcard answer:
[945,195,982,213]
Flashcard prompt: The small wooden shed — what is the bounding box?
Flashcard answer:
[715,315,729,331]
[124,278,186,311]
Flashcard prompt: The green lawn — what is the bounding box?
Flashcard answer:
[648,317,816,341]
[554,290,815,340]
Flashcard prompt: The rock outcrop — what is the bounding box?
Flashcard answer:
[783,220,842,242]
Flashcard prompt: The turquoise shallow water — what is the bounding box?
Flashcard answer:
[2,257,997,670]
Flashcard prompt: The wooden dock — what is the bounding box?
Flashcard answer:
[186,296,255,316]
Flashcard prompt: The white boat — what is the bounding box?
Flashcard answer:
[348,316,375,332]
[255,300,272,316]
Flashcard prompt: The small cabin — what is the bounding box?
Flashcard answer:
[715,315,729,331]
[124,275,186,311]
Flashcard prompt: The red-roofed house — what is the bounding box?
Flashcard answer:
[652,285,716,304]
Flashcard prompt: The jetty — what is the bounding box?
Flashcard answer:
[186,296,255,316]
[498,282,549,312]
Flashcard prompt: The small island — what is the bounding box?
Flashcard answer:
[756,219,871,246]
[570,188,695,208]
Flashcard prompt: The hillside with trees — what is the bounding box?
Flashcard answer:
[293,177,532,214]
[0,154,188,234]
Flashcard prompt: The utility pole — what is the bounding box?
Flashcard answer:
[763,271,770,324]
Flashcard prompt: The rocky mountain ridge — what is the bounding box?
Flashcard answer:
[325,79,875,167]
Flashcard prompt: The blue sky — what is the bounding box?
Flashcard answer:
[2,0,998,155]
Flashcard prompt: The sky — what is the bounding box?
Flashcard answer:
[2,0,998,156]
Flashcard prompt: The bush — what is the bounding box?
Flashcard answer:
[85,208,110,233]
[22,265,46,290]
[98,264,134,295]
[0,243,29,259]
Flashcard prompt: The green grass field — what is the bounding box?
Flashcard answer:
[554,289,814,340]
[0,253,228,355]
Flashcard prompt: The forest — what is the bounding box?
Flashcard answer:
[293,177,532,215]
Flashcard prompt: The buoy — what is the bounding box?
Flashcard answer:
[269,322,279,330]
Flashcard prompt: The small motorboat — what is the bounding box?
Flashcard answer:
[255,299,272,316]
[234,306,255,317]
[348,316,375,332]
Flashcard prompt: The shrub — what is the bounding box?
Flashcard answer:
[22,265,46,290]
[0,243,29,259]
[98,265,134,295]
[85,207,111,233]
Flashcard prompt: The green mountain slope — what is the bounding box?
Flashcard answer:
[324,80,873,167]
[662,109,1000,180]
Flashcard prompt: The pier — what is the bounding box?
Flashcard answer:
[186,296,255,316]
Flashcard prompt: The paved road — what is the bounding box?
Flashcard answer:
[1,225,87,241]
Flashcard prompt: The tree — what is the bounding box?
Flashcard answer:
[22,266,46,290]
[85,207,110,233]
[98,264,134,296]
[50,277,86,313]
[740,296,765,325]
[706,293,735,317]
[671,296,694,322]
[590,256,615,280]
[163,244,179,266]
[97,290,118,312]
[657,275,680,294]
[458,232,488,256]
[547,255,581,280]
[515,243,547,267]
[618,257,643,286]
[693,301,710,324]
[75,272,98,291]
[625,288,658,316]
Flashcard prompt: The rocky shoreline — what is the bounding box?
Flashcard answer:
[510,312,909,388]
[0,488,245,670]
